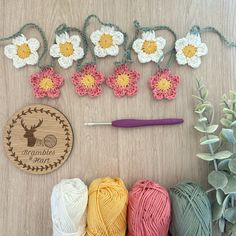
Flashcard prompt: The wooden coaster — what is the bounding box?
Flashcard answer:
[3,104,73,174]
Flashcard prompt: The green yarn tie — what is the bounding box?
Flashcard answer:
[190,25,236,48]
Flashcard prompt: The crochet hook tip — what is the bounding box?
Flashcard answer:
[84,122,112,126]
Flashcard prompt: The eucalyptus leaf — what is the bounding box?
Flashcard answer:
[194,124,218,134]
[198,117,208,123]
[229,159,236,174]
[194,107,206,114]
[229,224,236,235]
[206,125,219,134]
[200,135,219,145]
[231,120,236,127]
[208,171,228,189]
[219,217,226,233]
[223,176,236,194]
[216,189,225,205]
[221,128,236,144]
[214,150,233,160]
[224,208,236,224]
[223,108,236,115]
[197,153,215,161]
[221,118,232,127]
[212,201,224,221]
[218,159,230,171]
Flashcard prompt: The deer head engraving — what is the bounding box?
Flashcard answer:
[21,119,43,147]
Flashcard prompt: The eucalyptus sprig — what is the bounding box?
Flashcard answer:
[193,80,236,235]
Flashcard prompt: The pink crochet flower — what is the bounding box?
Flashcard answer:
[30,67,64,98]
[71,64,105,97]
[106,64,140,97]
[149,69,180,100]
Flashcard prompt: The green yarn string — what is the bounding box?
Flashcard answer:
[54,24,89,71]
[190,25,236,47]
[169,181,212,236]
[0,23,50,69]
[82,14,128,68]
[133,20,177,69]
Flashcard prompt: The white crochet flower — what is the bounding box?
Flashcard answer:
[90,26,124,57]
[50,32,84,69]
[132,31,166,63]
[175,33,208,68]
[4,34,40,68]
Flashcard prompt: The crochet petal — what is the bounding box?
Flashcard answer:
[94,45,107,57]
[112,31,124,45]
[70,35,81,46]
[28,38,40,51]
[26,52,39,65]
[50,44,60,58]
[56,32,69,44]
[156,37,166,50]
[58,56,73,69]
[132,38,144,53]
[87,86,102,97]
[186,32,201,46]
[12,56,26,68]
[90,30,102,44]
[176,51,187,65]
[12,34,26,45]
[47,88,61,98]
[126,84,138,96]
[187,55,201,68]
[4,44,17,59]
[150,50,163,63]
[106,45,119,56]
[72,47,84,60]
[175,38,188,51]
[142,31,155,40]
[138,52,152,63]
[197,43,208,56]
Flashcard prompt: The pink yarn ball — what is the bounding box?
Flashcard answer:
[127,180,171,236]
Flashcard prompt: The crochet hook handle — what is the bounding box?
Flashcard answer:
[112,118,184,128]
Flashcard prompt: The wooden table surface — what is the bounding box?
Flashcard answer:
[0,0,235,235]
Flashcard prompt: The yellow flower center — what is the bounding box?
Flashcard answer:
[39,77,54,91]
[142,40,157,54]
[182,44,197,58]
[156,77,171,91]
[116,73,130,87]
[99,34,113,49]
[59,42,74,57]
[81,74,95,88]
[17,43,31,59]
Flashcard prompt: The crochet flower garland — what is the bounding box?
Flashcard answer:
[0,18,236,100]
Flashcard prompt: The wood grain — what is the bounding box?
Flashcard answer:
[0,0,235,235]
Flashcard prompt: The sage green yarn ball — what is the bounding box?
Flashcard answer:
[169,181,212,236]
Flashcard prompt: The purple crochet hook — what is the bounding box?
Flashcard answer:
[84,118,184,128]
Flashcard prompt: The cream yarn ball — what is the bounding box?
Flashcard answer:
[51,178,88,236]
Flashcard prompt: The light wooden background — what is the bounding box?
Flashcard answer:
[0,0,235,235]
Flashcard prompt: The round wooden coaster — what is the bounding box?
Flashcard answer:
[3,104,73,174]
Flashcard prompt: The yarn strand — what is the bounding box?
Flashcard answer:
[191,25,236,47]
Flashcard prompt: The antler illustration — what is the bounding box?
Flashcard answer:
[31,119,43,130]
[21,119,29,131]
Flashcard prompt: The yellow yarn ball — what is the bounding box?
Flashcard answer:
[86,177,128,236]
